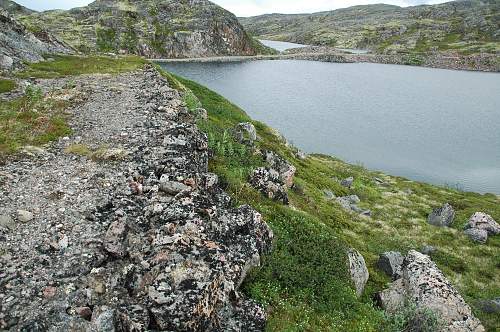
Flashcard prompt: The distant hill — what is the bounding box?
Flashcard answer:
[12,0,273,58]
[240,0,499,55]
[0,0,34,16]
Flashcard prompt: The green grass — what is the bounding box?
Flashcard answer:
[0,79,16,93]
[16,55,147,79]
[0,86,71,156]
[172,73,500,331]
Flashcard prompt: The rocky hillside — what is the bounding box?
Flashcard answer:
[0,9,72,71]
[0,0,33,15]
[1,55,499,330]
[14,0,271,58]
[240,0,499,55]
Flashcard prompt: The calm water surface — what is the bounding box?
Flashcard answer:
[259,39,307,51]
[161,61,500,194]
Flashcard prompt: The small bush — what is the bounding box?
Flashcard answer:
[384,301,443,332]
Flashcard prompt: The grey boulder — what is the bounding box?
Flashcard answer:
[347,249,369,296]
[376,251,404,279]
[341,176,354,188]
[234,122,257,144]
[464,228,488,244]
[427,203,455,227]
[464,212,500,235]
[16,210,34,223]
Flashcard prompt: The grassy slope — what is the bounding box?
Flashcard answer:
[0,79,16,93]
[174,75,500,331]
[1,55,498,330]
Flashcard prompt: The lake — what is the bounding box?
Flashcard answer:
[160,60,500,194]
[259,39,307,52]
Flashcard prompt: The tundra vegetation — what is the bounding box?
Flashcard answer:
[1,55,498,330]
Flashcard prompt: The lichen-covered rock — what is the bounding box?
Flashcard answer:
[464,212,500,236]
[263,150,296,188]
[377,251,404,280]
[464,228,488,244]
[340,176,354,188]
[235,122,257,144]
[427,203,455,227]
[0,66,273,330]
[249,167,289,204]
[347,249,369,296]
[377,250,485,332]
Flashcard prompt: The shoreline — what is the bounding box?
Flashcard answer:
[151,50,500,73]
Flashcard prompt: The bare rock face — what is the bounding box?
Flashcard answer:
[18,0,266,58]
[0,9,72,70]
[427,203,455,227]
[0,66,273,331]
[347,249,369,297]
[377,250,485,332]
[464,212,500,236]
[263,151,296,189]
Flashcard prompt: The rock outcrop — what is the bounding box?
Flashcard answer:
[0,66,273,330]
[0,9,72,70]
[17,0,268,58]
[427,203,455,227]
[377,250,485,332]
[376,251,403,280]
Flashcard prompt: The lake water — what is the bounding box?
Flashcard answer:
[259,39,307,52]
[160,60,500,194]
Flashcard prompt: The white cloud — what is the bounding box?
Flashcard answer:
[15,0,450,16]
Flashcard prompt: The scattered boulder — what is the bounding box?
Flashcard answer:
[464,212,500,236]
[464,228,488,244]
[377,250,485,331]
[16,210,33,223]
[263,151,296,188]
[194,107,208,120]
[336,195,370,216]
[347,249,369,296]
[234,122,257,145]
[427,203,455,227]
[376,251,404,279]
[341,176,354,188]
[477,298,500,314]
[249,167,289,204]
[323,189,335,200]
[420,245,437,256]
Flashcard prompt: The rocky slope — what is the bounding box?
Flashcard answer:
[0,66,273,330]
[240,0,500,56]
[14,0,270,58]
[0,9,72,71]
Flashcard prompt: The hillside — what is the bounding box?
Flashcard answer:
[0,55,499,330]
[0,9,72,71]
[240,0,500,56]
[12,0,272,58]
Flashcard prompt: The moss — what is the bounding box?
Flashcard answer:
[0,79,16,93]
[0,86,71,156]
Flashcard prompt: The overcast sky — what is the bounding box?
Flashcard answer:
[16,0,450,16]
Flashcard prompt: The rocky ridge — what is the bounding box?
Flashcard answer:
[0,9,72,71]
[0,66,273,330]
[14,0,269,58]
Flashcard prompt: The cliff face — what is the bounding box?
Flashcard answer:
[18,0,266,58]
[0,9,72,71]
[240,0,500,55]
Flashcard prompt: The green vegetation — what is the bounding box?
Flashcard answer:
[16,55,147,79]
[0,85,71,155]
[172,73,500,331]
[96,26,117,52]
[0,79,16,93]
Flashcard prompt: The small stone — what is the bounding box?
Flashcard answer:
[341,176,354,188]
[75,306,93,321]
[104,219,127,257]
[17,210,34,223]
[42,286,57,299]
[427,203,455,227]
[420,245,437,255]
[323,189,335,200]
[0,215,15,230]
[464,228,488,244]
[159,179,191,195]
[234,122,257,144]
